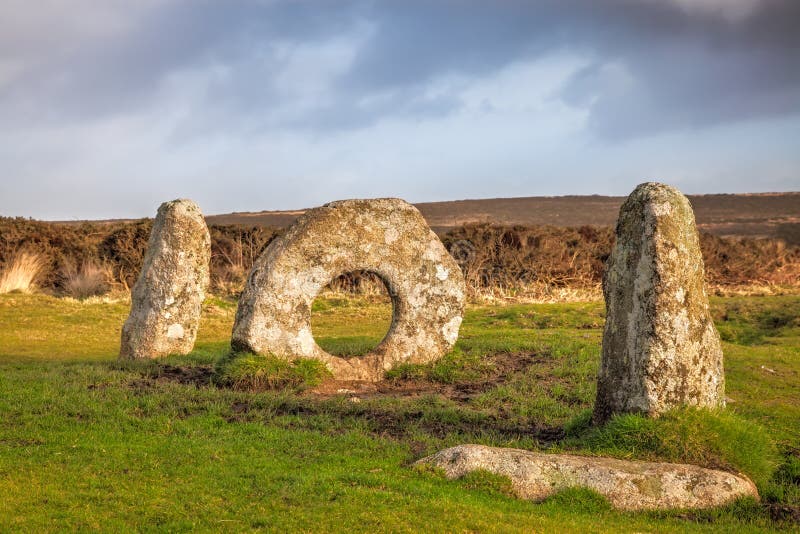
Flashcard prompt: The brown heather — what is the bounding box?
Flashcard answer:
[0,217,797,299]
[61,260,113,299]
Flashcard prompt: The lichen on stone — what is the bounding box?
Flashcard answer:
[418,444,757,511]
[594,183,725,422]
[119,199,211,359]
[231,198,466,381]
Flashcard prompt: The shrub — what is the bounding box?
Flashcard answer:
[98,220,152,289]
[0,250,46,294]
[1,216,797,298]
[441,224,612,295]
[441,223,800,298]
[61,260,111,299]
[325,270,389,296]
[209,225,278,295]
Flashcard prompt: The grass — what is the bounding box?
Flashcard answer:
[0,250,46,294]
[310,292,393,356]
[563,408,780,488]
[215,352,331,391]
[61,261,112,299]
[0,293,798,531]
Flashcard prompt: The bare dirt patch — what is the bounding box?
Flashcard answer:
[128,352,547,403]
[128,353,564,444]
[223,397,564,447]
[309,352,541,403]
[128,364,215,390]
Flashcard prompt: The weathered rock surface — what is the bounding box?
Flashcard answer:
[231,198,465,381]
[594,182,724,423]
[119,199,211,359]
[419,445,758,511]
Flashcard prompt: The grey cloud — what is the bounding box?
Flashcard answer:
[556,1,800,138]
[1,0,799,138]
[342,0,800,137]
[0,1,364,123]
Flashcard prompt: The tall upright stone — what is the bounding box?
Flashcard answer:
[119,199,211,359]
[594,183,724,423]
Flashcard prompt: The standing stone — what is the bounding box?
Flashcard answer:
[594,183,724,423]
[119,199,211,359]
[231,198,465,381]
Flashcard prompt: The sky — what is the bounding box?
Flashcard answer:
[1,0,799,220]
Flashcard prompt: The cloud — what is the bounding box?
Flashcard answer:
[337,0,800,138]
[0,0,798,218]
[2,0,798,137]
[556,0,800,138]
[662,0,763,22]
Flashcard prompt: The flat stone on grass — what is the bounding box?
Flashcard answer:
[419,444,758,511]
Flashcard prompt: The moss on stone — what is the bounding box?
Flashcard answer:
[595,183,724,422]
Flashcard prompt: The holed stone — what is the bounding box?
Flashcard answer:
[231,198,465,381]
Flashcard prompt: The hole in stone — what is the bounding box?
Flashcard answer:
[310,270,393,358]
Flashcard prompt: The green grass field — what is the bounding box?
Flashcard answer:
[1,293,798,532]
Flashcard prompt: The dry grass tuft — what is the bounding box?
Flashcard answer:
[0,251,47,294]
[61,261,112,299]
[468,283,604,304]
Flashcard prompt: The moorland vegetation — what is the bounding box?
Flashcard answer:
[1,217,798,300]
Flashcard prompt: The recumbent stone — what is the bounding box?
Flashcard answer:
[419,445,757,511]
